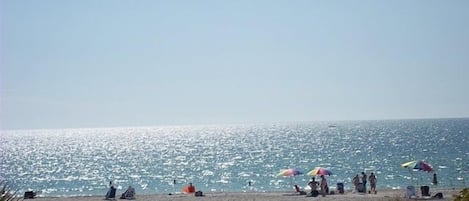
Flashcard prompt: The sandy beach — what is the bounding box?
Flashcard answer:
[33,188,463,201]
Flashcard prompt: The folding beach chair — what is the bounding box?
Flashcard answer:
[405,185,416,198]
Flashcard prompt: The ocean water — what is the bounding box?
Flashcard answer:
[1,118,468,197]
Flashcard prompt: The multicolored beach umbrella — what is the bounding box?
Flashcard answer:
[401,160,433,172]
[401,160,433,186]
[278,168,303,188]
[307,167,333,176]
[278,168,303,177]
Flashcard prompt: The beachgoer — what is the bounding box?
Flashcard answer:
[183,182,195,193]
[352,174,359,193]
[189,183,195,191]
[432,173,438,185]
[308,177,318,192]
[320,175,327,197]
[294,184,306,195]
[369,172,377,194]
[361,172,367,192]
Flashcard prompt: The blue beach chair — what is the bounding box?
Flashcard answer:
[405,185,416,198]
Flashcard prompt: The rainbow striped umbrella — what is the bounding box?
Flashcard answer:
[307,167,333,176]
[278,168,303,188]
[278,168,303,177]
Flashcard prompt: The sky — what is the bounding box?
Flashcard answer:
[1,0,469,130]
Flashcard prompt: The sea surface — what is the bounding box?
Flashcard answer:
[1,118,468,197]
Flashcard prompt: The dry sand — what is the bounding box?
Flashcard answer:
[33,188,463,201]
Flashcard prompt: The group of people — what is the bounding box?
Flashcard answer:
[307,175,328,197]
[303,172,377,197]
[352,172,377,194]
[105,181,136,200]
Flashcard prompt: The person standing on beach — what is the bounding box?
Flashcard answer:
[352,174,360,193]
[361,172,367,192]
[369,172,377,194]
[320,175,327,197]
[432,173,438,185]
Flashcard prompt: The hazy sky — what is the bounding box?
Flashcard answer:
[1,0,469,129]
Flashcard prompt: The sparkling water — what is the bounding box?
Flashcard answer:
[1,118,468,197]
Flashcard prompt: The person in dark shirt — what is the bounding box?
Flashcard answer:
[361,172,367,192]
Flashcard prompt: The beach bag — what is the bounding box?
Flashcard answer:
[24,191,36,199]
[195,191,204,197]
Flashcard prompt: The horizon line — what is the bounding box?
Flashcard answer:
[2,116,468,131]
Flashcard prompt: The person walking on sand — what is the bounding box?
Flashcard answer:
[352,174,360,193]
[320,175,327,197]
[369,172,377,194]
